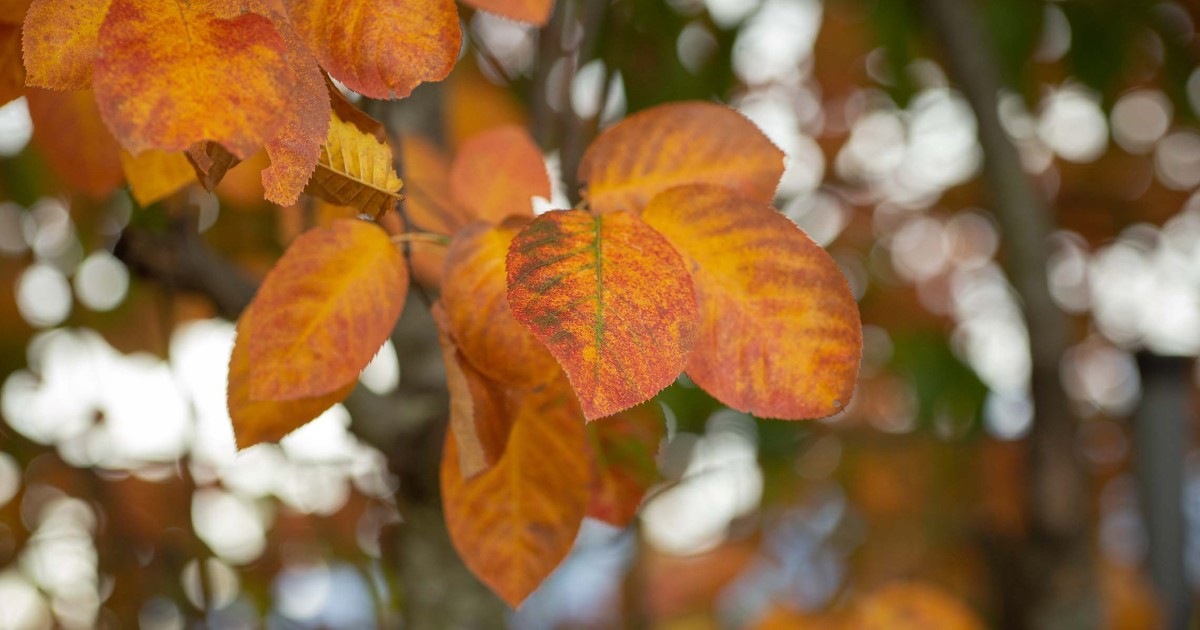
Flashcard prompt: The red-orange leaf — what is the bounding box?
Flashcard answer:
[26,88,123,199]
[459,0,553,26]
[243,218,408,400]
[642,185,861,419]
[578,101,784,214]
[506,209,698,419]
[283,0,461,100]
[93,0,294,158]
[588,402,665,526]
[228,306,354,449]
[443,220,560,389]
[441,374,592,607]
[0,22,24,106]
[450,125,548,224]
[22,0,110,89]
[432,301,513,478]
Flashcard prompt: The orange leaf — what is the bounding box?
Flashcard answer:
[459,0,553,25]
[307,112,403,217]
[0,0,29,23]
[22,0,110,89]
[854,582,984,630]
[26,88,123,199]
[243,218,408,400]
[587,401,664,526]
[0,22,24,106]
[443,220,560,389]
[642,185,861,419]
[441,374,592,607]
[228,306,354,449]
[432,301,513,478]
[450,126,548,224]
[578,101,784,214]
[93,0,294,158]
[283,0,461,100]
[186,141,240,192]
[445,55,528,150]
[506,209,698,419]
[400,136,468,288]
[120,149,195,206]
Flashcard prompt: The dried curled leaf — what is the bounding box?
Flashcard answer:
[578,101,785,214]
[22,0,110,89]
[307,112,403,218]
[27,88,123,199]
[506,209,698,419]
[187,141,240,192]
[441,375,592,607]
[243,218,408,400]
[93,0,294,157]
[443,220,559,389]
[284,0,461,99]
[458,0,553,25]
[228,306,355,450]
[642,185,861,419]
[449,125,548,224]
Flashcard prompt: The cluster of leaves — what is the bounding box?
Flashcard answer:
[11,0,862,608]
[232,102,863,604]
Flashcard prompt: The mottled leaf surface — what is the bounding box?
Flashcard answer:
[642,185,861,419]
[450,125,548,224]
[308,112,403,217]
[27,88,123,199]
[228,306,354,449]
[22,0,110,89]
[588,402,665,526]
[578,101,784,214]
[443,220,559,389]
[93,0,293,157]
[244,219,408,400]
[506,209,698,419]
[441,375,591,607]
[284,0,461,99]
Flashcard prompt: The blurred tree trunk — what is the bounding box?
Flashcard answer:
[916,0,1098,628]
[1135,353,1192,630]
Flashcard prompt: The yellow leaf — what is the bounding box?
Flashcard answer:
[120,149,195,206]
[22,0,111,89]
[307,112,404,218]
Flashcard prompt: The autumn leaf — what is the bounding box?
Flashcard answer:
[506,209,698,419]
[441,374,592,607]
[93,0,294,158]
[120,149,196,206]
[578,101,785,214]
[400,136,468,287]
[642,185,861,419]
[228,306,355,449]
[186,141,240,192]
[26,88,123,199]
[459,0,553,26]
[0,22,23,106]
[587,402,665,526]
[450,125,549,224]
[0,0,28,23]
[307,112,404,218]
[443,220,560,389]
[242,218,408,400]
[22,0,110,90]
[432,301,513,478]
[283,0,461,100]
[854,582,984,630]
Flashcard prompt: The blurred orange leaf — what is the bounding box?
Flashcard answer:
[0,0,28,23]
[26,88,123,199]
[120,148,195,206]
[0,22,23,106]
[578,102,784,214]
[450,125,548,224]
[21,0,109,89]
[460,0,553,25]
[587,401,664,526]
[228,305,354,449]
[642,185,861,419]
[445,55,528,149]
[432,301,513,477]
[441,374,592,607]
[283,0,461,100]
[506,209,698,419]
[443,220,560,389]
[854,582,984,630]
[241,218,408,400]
[93,0,294,157]
[307,112,403,218]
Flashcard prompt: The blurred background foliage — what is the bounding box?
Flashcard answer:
[2,0,1200,628]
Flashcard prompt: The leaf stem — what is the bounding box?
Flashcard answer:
[390,232,451,247]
